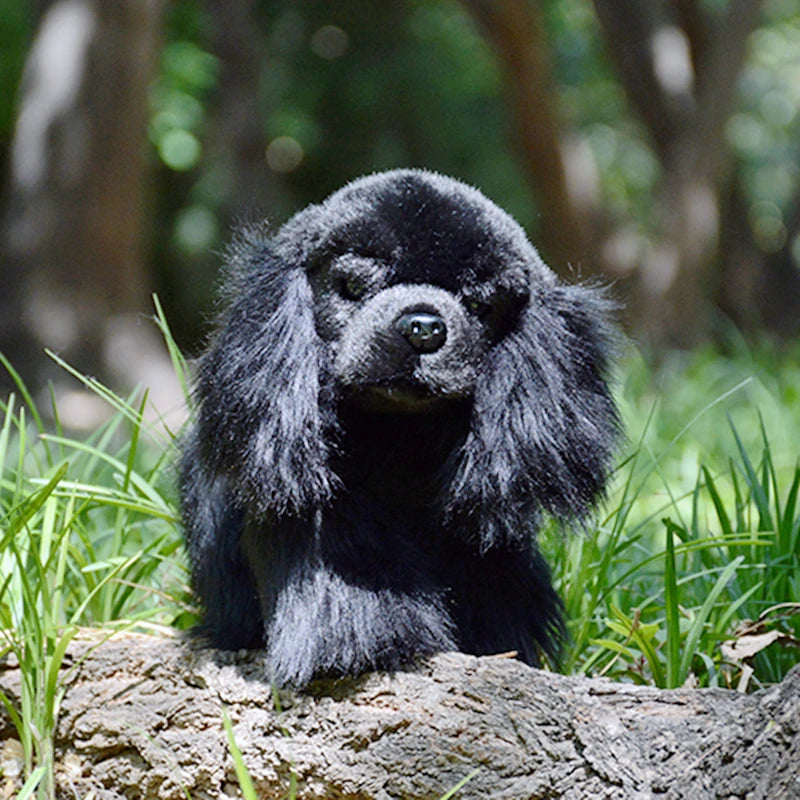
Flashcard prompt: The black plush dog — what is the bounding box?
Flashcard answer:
[181,169,618,688]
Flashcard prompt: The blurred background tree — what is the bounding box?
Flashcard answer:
[1,0,799,414]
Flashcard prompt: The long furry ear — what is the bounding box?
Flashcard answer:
[447,283,620,549]
[179,428,265,648]
[192,233,338,517]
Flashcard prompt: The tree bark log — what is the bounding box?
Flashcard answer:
[1,631,798,799]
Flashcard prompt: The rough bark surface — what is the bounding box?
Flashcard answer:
[1,631,798,799]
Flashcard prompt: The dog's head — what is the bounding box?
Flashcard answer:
[194,170,619,542]
[275,170,550,413]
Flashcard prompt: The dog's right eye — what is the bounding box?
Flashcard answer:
[337,275,367,301]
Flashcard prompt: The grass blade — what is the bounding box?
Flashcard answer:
[678,556,744,684]
[662,519,682,688]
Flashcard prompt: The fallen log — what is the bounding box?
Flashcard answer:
[1,631,798,799]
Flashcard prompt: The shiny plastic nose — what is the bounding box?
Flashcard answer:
[395,312,447,354]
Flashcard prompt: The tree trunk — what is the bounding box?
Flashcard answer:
[462,0,598,277]
[203,0,277,223]
[1,631,797,799]
[0,0,164,397]
[592,0,766,347]
[463,0,782,348]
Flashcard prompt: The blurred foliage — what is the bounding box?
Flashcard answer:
[2,0,799,344]
[149,40,218,173]
[732,1,800,257]
[149,0,532,329]
[0,0,33,161]
[139,0,800,347]
[263,1,520,209]
[144,0,531,345]
[545,0,661,227]
[622,337,800,489]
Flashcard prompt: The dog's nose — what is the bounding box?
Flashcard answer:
[395,312,447,354]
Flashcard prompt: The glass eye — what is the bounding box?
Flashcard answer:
[465,298,491,318]
[339,275,367,301]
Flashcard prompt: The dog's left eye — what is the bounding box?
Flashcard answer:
[464,298,492,319]
[337,275,368,301]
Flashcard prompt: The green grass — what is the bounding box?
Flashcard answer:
[547,341,800,689]
[0,305,194,798]
[1,327,799,796]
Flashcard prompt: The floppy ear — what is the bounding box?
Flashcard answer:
[192,235,338,517]
[179,428,265,648]
[447,283,619,549]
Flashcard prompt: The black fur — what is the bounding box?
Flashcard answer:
[181,169,619,687]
